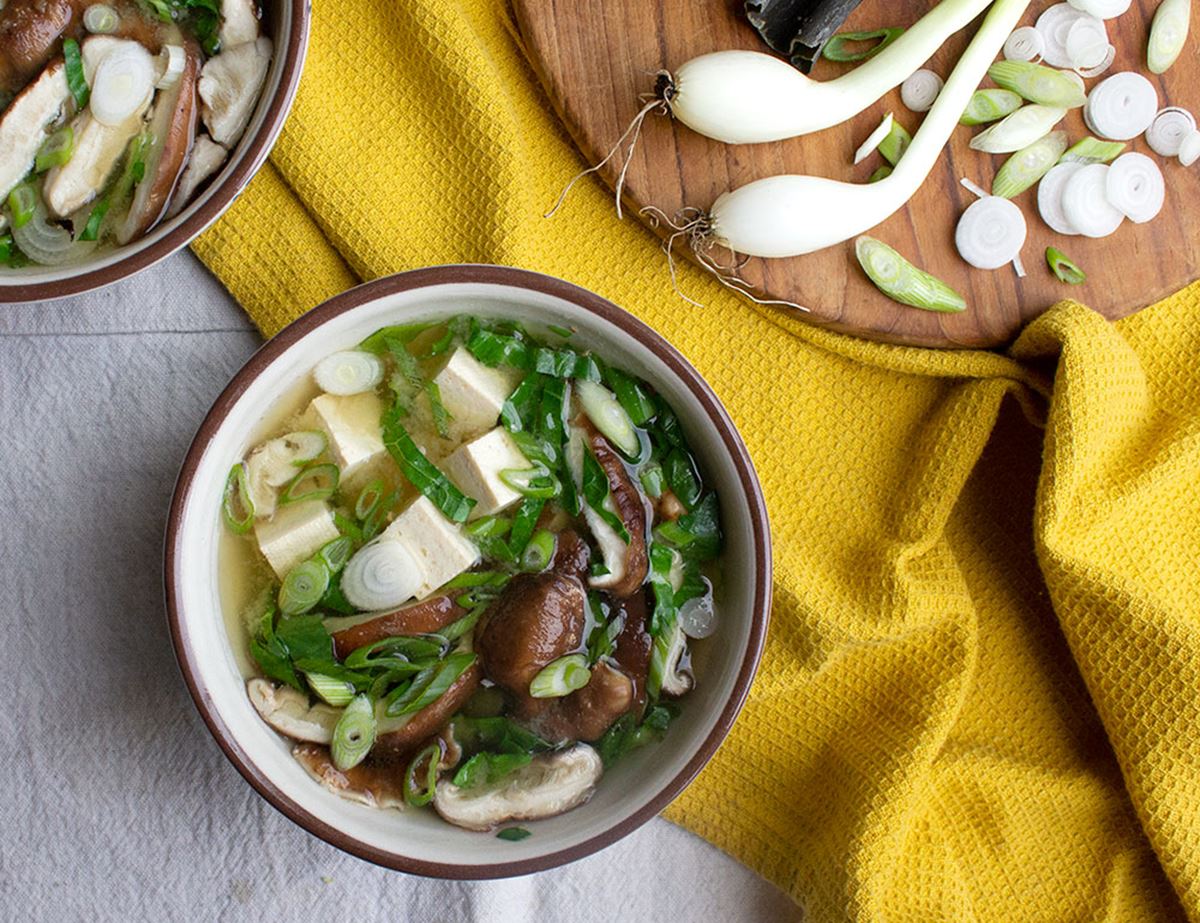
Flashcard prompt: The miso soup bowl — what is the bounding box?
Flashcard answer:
[165,265,772,877]
[0,0,310,304]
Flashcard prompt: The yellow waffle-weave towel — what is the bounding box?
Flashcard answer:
[193,2,1200,918]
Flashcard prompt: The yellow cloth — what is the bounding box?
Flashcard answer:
[194,1,1200,918]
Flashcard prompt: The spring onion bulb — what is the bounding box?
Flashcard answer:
[1036,4,1091,67]
[970,105,1066,153]
[279,559,331,615]
[879,121,912,166]
[1179,130,1200,166]
[341,538,422,611]
[1065,15,1110,70]
[701,0,1034,259]
[1145,107,1196,156]
[331,695,376,771]
[1061,163,1125,237]
[1004,25,1045,61]
[306,672,356,707]
[1046,247,1087,284]
[529,654,591,699]
[662,0,995,143]
[993,131,1069,198]
[1061,136,1125,164]
[987,61,1086,108]
[901,70,943,112]
[955,196,1027,270]
[1084,73,1159,140]
[1104,152,1164,223]
[1037,162,1085,233]
[855,113,895,164]
[575,379,639,457]
[1067,0,1131,18]
[854,237,966,312]
[89,43,155,126]
[1148,0,1191,74]
[313,350,384,395]
[961,89,1024,125]
[83,3,119,33]
[156,45,186,89]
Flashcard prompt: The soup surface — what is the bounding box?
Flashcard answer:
[0,0,272,267]
[220,316,723,832]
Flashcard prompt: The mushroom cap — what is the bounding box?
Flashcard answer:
[329,594,465,661]
[433,743,603,831]
[247,678,340,744]
[292,743,407,810]
[198,36,271,147]
[0,0,82,94]
[165,132,226,218]
[219,0,261,49]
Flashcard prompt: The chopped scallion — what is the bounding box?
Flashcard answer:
[306,672,356,707]
[520,529,556,572]
[35,126,74,172]
[384,652,476,717]
[8,183,36,229]
[529,653,591,699]
[330,695,376,771]
[279,560,331,616]
[425,380,452,439]
[62,38,89,109]
[404,742,442,807]
[381,407,475,522]
[496,827,532,842]
[878,120,912,166]
[222,462,255,533]
[854,236,966,314]
[1046,247,1086,285]
[279,462,339,505]
[960,88,1023,126]
[79,196,109,242]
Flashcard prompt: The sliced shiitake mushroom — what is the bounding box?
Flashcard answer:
[328,594,465,661]
[0,0,85,96]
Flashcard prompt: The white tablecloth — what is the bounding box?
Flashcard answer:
[0,254,801,922]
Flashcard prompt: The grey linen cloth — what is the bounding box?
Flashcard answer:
[0,253,801,922]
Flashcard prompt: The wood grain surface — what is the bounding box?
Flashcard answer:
[513,0,1200,348]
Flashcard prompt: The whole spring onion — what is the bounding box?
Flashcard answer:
[1060,136,1125,164]
[35,126,74,172]
[823,28,906,62]
[1148,0,1190,74]
[83,4,120,33]
[404,742,442,807]
[854,236,966,313]
[306,672,356,707]
[961,88,1023,126]
[992,131,1069,198]
[969,105,1067,154]
[987,60,1086,108]
[279,559,331,616]
[1046,247,1087,284]
[529,654,591,699]
[62,38,89,109]
[222,463,255,533]
[330,695,376,771]
[521,529,556,572]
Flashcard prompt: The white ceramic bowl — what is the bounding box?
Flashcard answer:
[166,265,771,877]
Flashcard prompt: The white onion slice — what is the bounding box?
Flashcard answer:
[1037,4,1091,67]
[1178,130,1200,167]
[1067,0,1132,18]
[1061,163,1125,237]
[313,350,384,395]
[90,43,155,126]
[679,585,718,639]
[1038,162,1085,234]
[901,70,943,113]
[1105,152,1164,223]
[1084,72,1159,140]
[1004,26,1045,62]
[156,44,185,89]
[1075,44,1116,78]
[955,196,1028,270]
[854,113,894,165]
[342,538,423,612]
[1146,107,1196,156]
[1066,15,1109,69]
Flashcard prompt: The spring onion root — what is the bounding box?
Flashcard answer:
[1148,0,1191,73]
[855,236,967,312]
[955,196,1028,270]
[1046,247,1087,284]
[993,131,1068,197]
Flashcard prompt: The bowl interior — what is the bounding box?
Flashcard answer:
[171,272,769,875]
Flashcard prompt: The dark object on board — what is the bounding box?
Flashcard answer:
[744,0,865,72]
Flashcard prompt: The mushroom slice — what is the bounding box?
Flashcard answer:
[0,59,68,201]
[115,41,201,243]
[198,36,271,147]
[328,594,465,660]
[0,0,81,95]
[433,743,603,832]
[165,133,226,217]
[371,661,482,761]
[42,100,152,219]
[292,743,407,810]
[219,0,261,49]
[657,620,693,697]
[247,678,339,744]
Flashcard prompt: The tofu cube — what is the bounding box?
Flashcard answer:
[255,500,340,578]
[308,392,386,480]
[442,427,529,519]
[383,496,480,597]
[432,349,522,442]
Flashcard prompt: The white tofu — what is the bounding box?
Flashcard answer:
[307,392,386,480]
[383,496,480,597]
[255,500,340,579]
[432,349,522,441]
[443,427,529,519]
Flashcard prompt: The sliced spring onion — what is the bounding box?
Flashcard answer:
[382,410,475,522]
[354,478,385,521]
[961,88,1024,126]
[970,105,1067,153]
[639,462,665,498]
[1004,25,1045,61]
[82,197,110,240]
[313,350,384,395]
[901,69,943,112]
[574,379,640,457]
[520,529,556,573]
[279,560,331,616]
[330,695,376,771]
[1036,3,1091,67]
[90,42,155,126]
[1064,15,1110,70]
[307,672,356,707]
[955,196,1028,270]
[426,380,452,438]
[993,131,1069,198]
[854,112,894,165]
[317,536,354,574]
[1148,0,1191,74]
[1060,136,1125,164]
[385,652,476,717]
[529,654,591,699]
[604,366,656,426]
[878,120,912,166]
[1105,152,1164,224]
[987,61,1086,108]
[62,38,89,109]
[1084,72,1159,141]
[497,827,532,842]
[823,28,905,63]
[1046,247,1087,284]
[1145,107,1195,156]
[35,126,74,172]
[854,236,966,313]
[499,463,560,499]
[8,183,35,229]
[280,462,339,505]
[1037,162,1085,234]
[83,3,119,33]
[341,538,422,611]
[1061,163,1125,237]
[222,463,255,533]
[868,165,893,183]
[156,44,185,90]
[1180,130,1200,166]
[1066,0,1131,18]
[11,201,94,265]
[1075,44,1116,78]
[404,742,442,807]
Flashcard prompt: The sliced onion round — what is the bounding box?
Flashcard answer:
[1037,4,1091,67]
[313,350,384,395]
[1065,15,1109,69]
[1061,163,1125,238]
[900,70,942,113]
[342,538,423,611]
[1075,44,1116,78]
[1004,26,1045,62]
[1146,107,1196,156]
[955,196,1028,270]
[156,44,185,89]
[1085,72,1159,140]
[678,584,718,639]
[90,43,155,126]
[12,205,98,265]
[1067,0,1132,17]
[1104,153,1164,224]
[1038,163,1085,235]
[1178,130,1200,167]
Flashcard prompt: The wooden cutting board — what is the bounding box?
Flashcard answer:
[513,0,1200,348]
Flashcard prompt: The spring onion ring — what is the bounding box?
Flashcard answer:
[854,236,966,313]
[1060,163,1125,237]
[970,104,1067,153]
[1148,0,1191,74]
[1084,72,1159,141]
[521,529,557,573]
[1065,15,1110,70]
[955,196,1028,270]
[1146,107,1196,156]
[83,3,119,33]
[313,350,384,395]
[306,672,356,707]
[156,45,186,90]
[222,463,255,533]
[331,695,376,772]
[993,131,1069,198]
[279,462,339,505]
[1036,3,1091,67]
[404,743,442,807]
[901,70,943,112]
[1046,247,1087,284]
[529,654,592,699]
[89,43,155,126]
[1067,0,1131,18]
[1004,25,1045,61]
[341,538,423,611]
[1104,152,1164,224]
[1037,162,1085,234]
[279,559,331,615]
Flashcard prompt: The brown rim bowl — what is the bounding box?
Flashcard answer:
[165,265,772,877]
[0,0,310,303]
